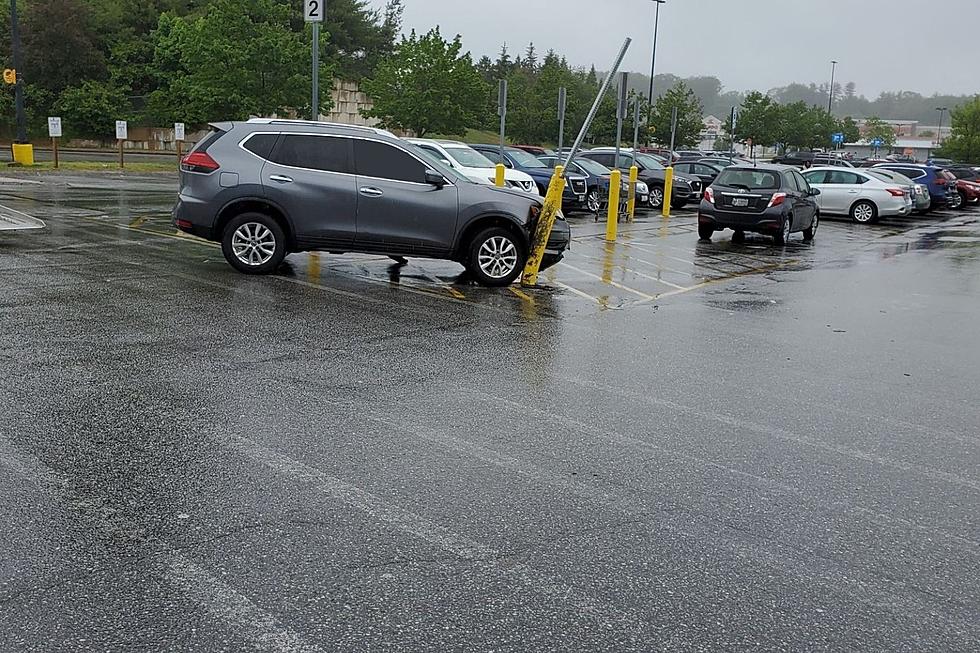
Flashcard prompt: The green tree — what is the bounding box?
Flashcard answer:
[938,97,980,162]
[145,0,316,124]
[864,116,896,147]
[649,82,703,148]
[729,91,779,152]
[839,116,860,143]
[362,28,488,137]
[55,80,131,137]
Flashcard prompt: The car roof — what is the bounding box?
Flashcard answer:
[726,164,790,172]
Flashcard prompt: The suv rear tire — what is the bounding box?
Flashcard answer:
[221,212,287,275]
[466,227,527,287]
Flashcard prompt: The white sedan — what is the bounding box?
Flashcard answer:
[801,167,913,224]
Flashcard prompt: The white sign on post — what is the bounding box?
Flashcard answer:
[174,122,185,142]
[115,120,128,140]
[304,0,324,22]
[47,117,62,138]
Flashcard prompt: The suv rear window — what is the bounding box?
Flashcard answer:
[715,168,780,190]
[270,134,352,174]
[242,134,278,160]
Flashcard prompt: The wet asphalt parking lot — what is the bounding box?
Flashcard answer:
[1,172,978,651]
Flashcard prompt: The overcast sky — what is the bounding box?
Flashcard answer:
[366,0,980,98]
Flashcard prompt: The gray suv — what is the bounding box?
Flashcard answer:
[173,119,570,286]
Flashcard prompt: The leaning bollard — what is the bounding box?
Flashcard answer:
[606,169,622,242]
[627,165,639,221]
[662,166,674,218]
[522,166,566,287]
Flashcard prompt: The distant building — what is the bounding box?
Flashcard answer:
[844,138,936,163]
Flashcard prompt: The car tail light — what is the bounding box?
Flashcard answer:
[703,187,714,204]
[181,151,220,173]
[175,219,193,230]
[886,188,905,197]
[767,192,787,208]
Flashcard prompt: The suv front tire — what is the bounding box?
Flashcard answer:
[221,212,287,275]
[466,226,527,287]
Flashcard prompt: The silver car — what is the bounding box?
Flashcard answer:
[173,119,570,286]
[801,167,912,224]
[865,168,931,214]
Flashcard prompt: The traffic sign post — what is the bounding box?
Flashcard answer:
[557,87,567,153]
[174,122,185,164]
[48,117,62,169]
[305,0,324,120]
[116,120,128,169]
[870,137,883,157]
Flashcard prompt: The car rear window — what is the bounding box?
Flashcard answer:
[715,168,780,190]
[242,133,279,160]
[270,134,352,174]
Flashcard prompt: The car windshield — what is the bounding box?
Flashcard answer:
[634,154,666,170]
[445,146,497,169]
[715,168,780,190]
[507,148,548,168]
[573,158,612,176]
[410,146,472,184]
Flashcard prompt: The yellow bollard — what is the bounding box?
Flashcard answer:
[11,143,34,166]
[627,165,639,221]
[495,163,506,188]
[662,166,674,218]
[606,169,622,242]
[522,165,565,287]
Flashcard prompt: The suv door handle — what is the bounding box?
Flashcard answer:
[269,175,293,183]
[359,187,383,197]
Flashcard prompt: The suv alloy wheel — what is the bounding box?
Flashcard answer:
[221,212,287,274]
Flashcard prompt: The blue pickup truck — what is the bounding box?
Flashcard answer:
[470,144,590,213]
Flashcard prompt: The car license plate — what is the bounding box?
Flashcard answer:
[733,198,749,207]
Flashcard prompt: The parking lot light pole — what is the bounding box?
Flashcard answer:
[936,106,948,147]
[645,0,666,144]
[827,60,838,115]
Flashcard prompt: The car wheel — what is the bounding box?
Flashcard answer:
[648,186,665,209]
[586,188,601,213]
[803,211,819,241]
[850,200,878,224]
[698,224,714,241]
[953,191,966,210]
[773,215,792,245]
[732,230,745,242]
[466,227,526,287]
[221,212,287,275]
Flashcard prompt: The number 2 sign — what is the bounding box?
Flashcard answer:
[304,0,323,22]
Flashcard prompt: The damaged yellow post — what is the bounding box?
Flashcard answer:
[521,165,565,287]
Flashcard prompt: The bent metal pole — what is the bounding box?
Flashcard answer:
[523,38,632,287]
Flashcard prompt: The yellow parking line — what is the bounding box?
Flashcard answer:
[128,216,148,228]
[557,262,658,301]
[508,286,535,302]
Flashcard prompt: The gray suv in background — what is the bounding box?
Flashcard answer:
[173,119,570,286]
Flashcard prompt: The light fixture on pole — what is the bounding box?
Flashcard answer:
[827,60,838,114]
[936,106,948,147]
[645,0,667,143]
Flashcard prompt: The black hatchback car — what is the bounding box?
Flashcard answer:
[698,165,820,244]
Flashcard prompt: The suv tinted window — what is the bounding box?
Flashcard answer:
[587,153,615,167]
[242,133,279,160]
[355,139,426,183]
[892,167,925,180]
[270,134,352,173]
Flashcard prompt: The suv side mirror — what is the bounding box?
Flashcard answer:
[424,170,447,187]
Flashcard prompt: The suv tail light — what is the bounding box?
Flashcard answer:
[767,192,787,208]
[181,151,220,173]
[886,188,905,197]
[703,187,714,204]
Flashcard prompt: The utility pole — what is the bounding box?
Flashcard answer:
[10,0,27,144]
[645,0,666,144]
[936,106,948,147]
[827,60,838,115]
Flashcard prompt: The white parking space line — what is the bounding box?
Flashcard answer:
[556,262,658,301]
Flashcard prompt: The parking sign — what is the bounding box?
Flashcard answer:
[47,117,62,138]
[304,0,323,22]
[174,122,185,142]
[832,132,845,144]
[115,120,128,140]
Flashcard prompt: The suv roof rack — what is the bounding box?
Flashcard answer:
[246,118,394,137]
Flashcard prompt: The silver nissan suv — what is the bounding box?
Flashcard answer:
[173,119,570,286]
